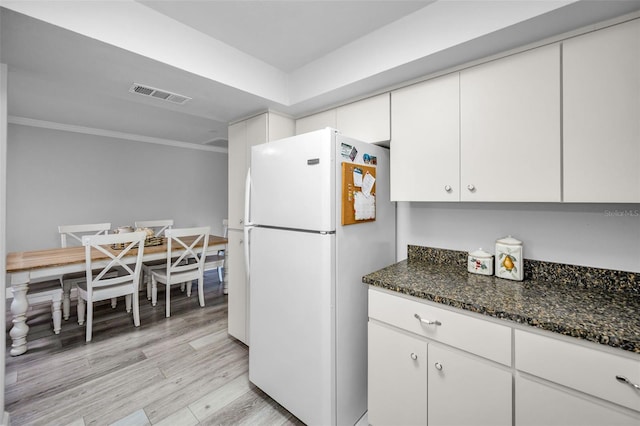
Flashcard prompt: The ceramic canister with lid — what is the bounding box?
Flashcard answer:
[468,248,494,275]
[495,235,524,281]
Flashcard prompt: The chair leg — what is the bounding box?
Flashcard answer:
[111,297,117,309]
[86,301,93,342]
[133,292,140,327]
[165,283,171,318]
[52,297,62,335]
[198,277,205,308]
[147,276,152,301]
[151,276,158,307]
[186,281,192,297]
[217,266,223,283]
[125,294,132,313]
[62,281,72,320]
[77,297,85,325]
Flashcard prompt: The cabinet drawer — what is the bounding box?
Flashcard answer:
[368,289,511,365]
[516,375,640,426]
[515,330,640,412]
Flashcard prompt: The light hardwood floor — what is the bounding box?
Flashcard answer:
[5,272,305,426]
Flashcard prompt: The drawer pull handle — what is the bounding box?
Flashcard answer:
[435,362,443,371]
[410,353,418,361]
[414,313,441,326]
[616,375,640,390]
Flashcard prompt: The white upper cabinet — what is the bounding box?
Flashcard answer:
[460,44,562,202]
[295,109,337,135]
[228,120,251,230]
[268,112,296,142]
[336,93,391,144]
[228,112,294,229]
[563,19,640,202]
[295,94,390,144]
[227,112,294,345]
[390,73,460,201]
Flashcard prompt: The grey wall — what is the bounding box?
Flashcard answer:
[6,124,228,252]
[396,202,640,272]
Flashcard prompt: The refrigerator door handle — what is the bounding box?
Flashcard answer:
[244,224,252,280]
[244,167,253,280]
[244,168,253,227]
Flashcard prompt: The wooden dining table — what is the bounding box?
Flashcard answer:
[5,235,228,356]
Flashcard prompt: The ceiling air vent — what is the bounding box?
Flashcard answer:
[129,83,191,105]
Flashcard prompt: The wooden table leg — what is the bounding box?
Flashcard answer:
[9,272,30,356]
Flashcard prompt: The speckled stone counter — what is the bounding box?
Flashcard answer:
[363,246,640,354]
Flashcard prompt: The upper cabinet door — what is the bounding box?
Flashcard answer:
[336,93,391,144]
[267,113,295,142]
[390,73,460,201]
[563,19,640,202]
[460,44,562,202]
[228,121,248,229]
[295,109,337,135]
[228,113,271,229]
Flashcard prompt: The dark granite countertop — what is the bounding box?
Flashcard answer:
[363,246,640,354]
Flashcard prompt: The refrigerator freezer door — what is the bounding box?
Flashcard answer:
[249,226,335,425]
[250,128,335,232]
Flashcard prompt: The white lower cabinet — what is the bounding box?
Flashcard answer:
[516,375,639,426]
[368,321,427,426]
[515,329,640,424]
[368,289,640,426]
[428,344,512,426]
[368,289,512,426]
[226,229,247,344]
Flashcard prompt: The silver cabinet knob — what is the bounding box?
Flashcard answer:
[410,353,418,360]
[444,185,452,192]
[467,184,475,192]
[435,362,443,370]
[240,219,244,224]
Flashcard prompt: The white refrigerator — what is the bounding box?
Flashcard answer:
[245,128,396,425]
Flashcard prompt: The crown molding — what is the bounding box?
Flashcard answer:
[7,116,228,153]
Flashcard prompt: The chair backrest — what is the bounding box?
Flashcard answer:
[82,231,146,293]
[59,223,112,248]
[222,219,228,238]
[134,219,174,237]
[164,227,210,279]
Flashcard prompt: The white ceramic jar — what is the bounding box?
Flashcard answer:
[495,236,524,281]
[468,248,494,276]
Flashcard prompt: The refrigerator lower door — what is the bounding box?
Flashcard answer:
[249,226,336,425]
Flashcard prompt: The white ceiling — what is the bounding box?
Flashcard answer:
[2,0,640,150]
[139,0,434,73]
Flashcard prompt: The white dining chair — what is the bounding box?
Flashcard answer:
[203,219,227,283]
[77,231,146,342]
[151,226,210,318]
[133,219,174,300]
[58,223,115,320]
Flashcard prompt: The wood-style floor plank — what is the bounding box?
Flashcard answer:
[5,272,304,426]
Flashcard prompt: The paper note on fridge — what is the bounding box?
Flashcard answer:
[353,168,363,187]
[354,192,375,220]
[361,172,375,197]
